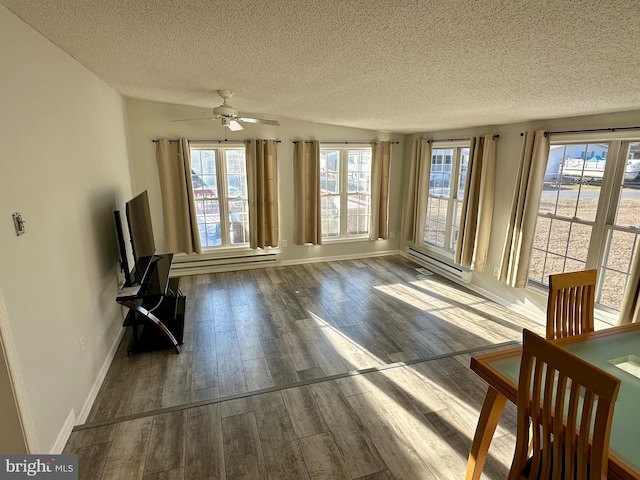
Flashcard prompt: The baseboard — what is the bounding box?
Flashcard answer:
[278,249,404,267]
[455,278,544,326]
[172,249,404,276]
[50,409,75,454]
[76,326,126,425]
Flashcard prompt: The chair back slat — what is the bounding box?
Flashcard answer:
[547,270,596,340]
[552,372,568,479]
[508,330,621,480]
[577,390,595,478]
[563,381,580,478]
[541,366,555,477]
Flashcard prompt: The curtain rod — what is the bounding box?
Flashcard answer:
[545,126,640,137]
[427,134,499,143]
[292,140,400,145]
[518,126,640,137]
[152,139,281,143]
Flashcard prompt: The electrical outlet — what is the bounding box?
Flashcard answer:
[493,266,499,277]
[281,239,288,248]
[79,336,86,355]
[389,231,395,239]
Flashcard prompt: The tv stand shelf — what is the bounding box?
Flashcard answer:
[117,254,185,355]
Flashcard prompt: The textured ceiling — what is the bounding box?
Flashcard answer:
[3,0,640,133]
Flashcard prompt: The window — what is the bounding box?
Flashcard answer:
[530,139,640,311]
[190,146,249,248]
[423,145,470,252]
[320,146,372,239]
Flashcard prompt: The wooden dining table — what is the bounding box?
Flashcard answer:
[466,322,640,480]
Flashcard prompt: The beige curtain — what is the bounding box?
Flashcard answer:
[293,140,322,245]
[618,251,640,324]
[155,138,201,254]
[455,135,497,272]
[246,140,279,249]
[403,138,431,244]
[499,130,550,287]
[370,141,391,240]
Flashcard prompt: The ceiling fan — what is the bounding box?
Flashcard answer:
[171,90,280,131]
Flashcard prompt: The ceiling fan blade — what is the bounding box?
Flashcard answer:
[238,117,280,127]
[228,120,244,131]
[170,117,215,123]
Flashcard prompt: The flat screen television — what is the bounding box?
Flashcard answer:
[125,190,157,284]
[113,210,133,286]
[126,190,155,259]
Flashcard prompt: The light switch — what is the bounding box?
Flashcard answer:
[12,212,25,236]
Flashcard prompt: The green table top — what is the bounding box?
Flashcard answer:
[487,329,640,472]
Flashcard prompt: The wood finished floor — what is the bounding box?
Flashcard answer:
[71,255,545,479]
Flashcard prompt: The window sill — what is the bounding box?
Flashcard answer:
[595,306,620,327]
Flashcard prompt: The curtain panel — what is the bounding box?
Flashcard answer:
[246,140,279,249]
[455,135,497,272]
[370,141,391,240]
[293,140,322,245]
[403,138,431,244]
[499,130,550,287]
[155,138,201,254]
[618,252,640,324]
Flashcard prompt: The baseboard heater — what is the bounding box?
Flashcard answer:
[405,246,470,283]
[171,252,279,275]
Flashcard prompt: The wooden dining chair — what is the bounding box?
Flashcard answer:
[508,329,621,480]
[547,269,597,340]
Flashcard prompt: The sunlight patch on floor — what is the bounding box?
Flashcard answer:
[306,312,386,370]
[300,310,516,479]
[374,283,449,312]
[375,283,509,346]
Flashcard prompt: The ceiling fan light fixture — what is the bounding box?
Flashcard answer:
[228,120,244,131]
[220,117,244,131]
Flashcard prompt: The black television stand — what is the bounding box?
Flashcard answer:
[116,253,185,355]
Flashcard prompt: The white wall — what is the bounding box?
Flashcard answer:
[125,98,406,262]
[405,109,640,324]
[0,5,134,452]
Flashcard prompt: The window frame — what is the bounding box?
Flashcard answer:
[423,141,470,256]
[528,135,640,313]
[189,144,250,249]
[319,144,372,241]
